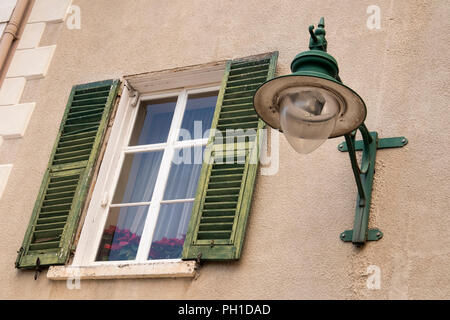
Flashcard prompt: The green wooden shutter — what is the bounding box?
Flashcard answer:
[182,52,278,261]
[16,79,120,269]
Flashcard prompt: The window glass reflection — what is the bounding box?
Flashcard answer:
[112,151,164,204]
[148,202,192,260]
[130,97,177,146]
[164,146,204,200]
[178,92,217,141]
[96,206,148,261]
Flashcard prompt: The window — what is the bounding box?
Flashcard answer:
[95,89,218,263]
[68,62,235,272]
[18,53,278,278]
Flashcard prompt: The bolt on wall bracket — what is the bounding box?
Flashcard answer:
[340,228,383,243]
[337,124,407,246]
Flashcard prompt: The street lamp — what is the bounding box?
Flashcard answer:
[253,18,408,246]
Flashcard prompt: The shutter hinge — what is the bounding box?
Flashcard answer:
[34,257,41,280]
[194,252,202,280]
[126,80,139,108]
[100,191,109,207]
[116,84,123,97]
[15,247,24,268]
[124,81,139,108]
[130,92,139,107]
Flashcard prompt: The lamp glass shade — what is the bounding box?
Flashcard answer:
[279,87,339,154]
[253,75,367,139]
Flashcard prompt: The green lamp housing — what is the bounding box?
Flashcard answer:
[253,18,408,246]
[253,18,367,140]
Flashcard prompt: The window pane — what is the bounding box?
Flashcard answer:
[178,92,217,141]
[148,202,192,260]
[96,205,149,261]
[112,151,163,204]
[129,97,177,146]
[163,146,204,200]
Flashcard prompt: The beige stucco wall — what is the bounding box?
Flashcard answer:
[0,0,449,299]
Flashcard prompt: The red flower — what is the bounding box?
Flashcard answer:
[123,229,131,236]
[129,234,139,243]
[119,241,129,248]
[152,236,186,247]
[105,225,116,235]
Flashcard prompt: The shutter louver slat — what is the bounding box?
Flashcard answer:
[225,84,261,94]
[35,221,67,230]
[71,97,108,107]
[182,52,278,261]
[68,108,105,118]
[226,76,268,88]
[230,58,271,69]
[72,90,111,101]
[16,79,120,269]
[228,64,270,76]
[227,70,269,81]
[68,104,107,112]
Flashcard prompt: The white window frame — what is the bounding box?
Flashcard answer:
[77,85,220,266]
[48,62,226,279]
[97,86,219,265]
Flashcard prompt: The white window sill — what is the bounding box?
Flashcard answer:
[47,260,197,280]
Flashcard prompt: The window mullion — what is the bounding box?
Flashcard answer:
[173,138,209,149]
[160,198,195,204]
[135,91,187,262]
[124,142,168,154]
[109,201,152,208]
[167,89,188,144]
[135,146,174,262]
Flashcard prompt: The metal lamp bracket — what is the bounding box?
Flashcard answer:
[337,124,407,245]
